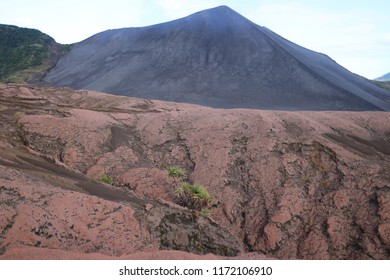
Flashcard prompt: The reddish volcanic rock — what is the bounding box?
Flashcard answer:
[0,247,268,260]
[378,224,390,246]
[300,231,330,260]
[117,168,174,200]
[378,192,390,220]
[0,164,154,256]
[1,83,390,259]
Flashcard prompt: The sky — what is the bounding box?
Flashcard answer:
[1,0,389,79]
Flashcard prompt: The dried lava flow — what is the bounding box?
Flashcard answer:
[1,83,390,259]
[0,147,147,207]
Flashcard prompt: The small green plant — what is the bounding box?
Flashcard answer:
[167,166,186,179]
[99,173,113,185]
[200,208,211,217]
[166,166,213,216]
[175,182,212,212]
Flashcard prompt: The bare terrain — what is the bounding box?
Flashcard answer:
[42,6,390,111]
[0,83,389,259]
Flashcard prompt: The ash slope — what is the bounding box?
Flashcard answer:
[1,84,390,259]
[43,6,390,111]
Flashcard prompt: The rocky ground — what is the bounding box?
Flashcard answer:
[0,83,389,259]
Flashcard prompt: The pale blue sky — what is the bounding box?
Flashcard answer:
[1,0,389,79]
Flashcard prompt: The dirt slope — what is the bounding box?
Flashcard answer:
[1,83,390,259]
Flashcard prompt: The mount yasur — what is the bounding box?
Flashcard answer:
[43,6,390,111]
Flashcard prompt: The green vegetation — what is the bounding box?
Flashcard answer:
[167,166,213,216]
[166,165,186,180]
[200,208,211,217]
[175,182,213,215]
[0,24,73,83]
[99,173,113,185]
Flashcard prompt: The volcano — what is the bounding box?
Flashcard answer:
[43,6,390,111]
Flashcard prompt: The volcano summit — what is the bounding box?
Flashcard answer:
[43,6,390,111]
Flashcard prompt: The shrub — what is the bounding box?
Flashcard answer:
[175,182,212,212]
[200,208,211,217]
[167,166,186,179]
[99,173,113,185]
[167,166,213,215]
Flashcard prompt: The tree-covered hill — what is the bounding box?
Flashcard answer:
[0,24,72,83]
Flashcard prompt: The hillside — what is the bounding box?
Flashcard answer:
[373,81,390,92]
[376,72,390,82]
[374,72,390,91]
[1,83,389,259]
[0,24,72,83]
[43,6,390,111]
